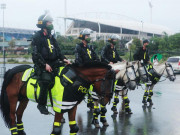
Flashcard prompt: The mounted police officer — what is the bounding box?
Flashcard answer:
[75,28,100,66]
[101,34,131,113]
[31,13,71,115]
[101,34,123,64]
[74,28,99,109]
[133,39,150,66]
[133,39,152,84]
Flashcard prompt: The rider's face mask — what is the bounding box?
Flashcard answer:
[85,35,91,43]
[46,22,54,34]
[112,40,118,45]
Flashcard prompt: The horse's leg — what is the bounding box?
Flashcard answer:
[147,84,155,105]
[68,106,79,135]
[100,104,109,126]
[119,90,124,115]
[7,85,19,135]
[16,98,29,135]
[87,93,94,110]
[92,100,100,128]
[111,90,119,114]
[122,89,132,114]
[50,112,64,135]
[142,83,149,105]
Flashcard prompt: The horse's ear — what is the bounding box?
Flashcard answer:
[126,61,128,66]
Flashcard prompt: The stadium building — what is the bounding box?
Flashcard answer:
[0,27,34,41]
[64,17,172,41]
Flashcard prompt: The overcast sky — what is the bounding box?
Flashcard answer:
[0,0,179,34]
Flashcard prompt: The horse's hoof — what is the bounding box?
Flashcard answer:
[125,108,132,114]
[61,117,65,123]
[119,111,125,116]
[113,110,118,114]
[147,98,153,105]
[142,99,147,105]
[18,130,26,135]
[127,111,133,114]
[95,124,100,128]
[111,106,117,112]
[92,119,99,125]
[103,122,109,126]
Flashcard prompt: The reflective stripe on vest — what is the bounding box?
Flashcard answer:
[144,52,146,60]
[87,49,92,59]
[113,51,115,58]
[47,39,53,53]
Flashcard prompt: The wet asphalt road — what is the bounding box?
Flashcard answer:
[0,75,180,135]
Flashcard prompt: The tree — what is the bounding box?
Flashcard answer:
[8,39,16,49]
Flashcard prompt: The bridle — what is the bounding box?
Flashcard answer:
[121,65,137,86]
[158,63,176,79]
[136,61,149,80]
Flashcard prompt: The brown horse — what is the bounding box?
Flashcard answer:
[0,62,116,135]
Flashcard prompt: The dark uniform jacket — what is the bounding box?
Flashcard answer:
[31,30,65,69]
[75,42,100,66]
[133,47,150,65]
[101,44,123,64]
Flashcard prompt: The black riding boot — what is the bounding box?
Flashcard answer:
[37,83,49,115]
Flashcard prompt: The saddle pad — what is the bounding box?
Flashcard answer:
[24,67,90,113]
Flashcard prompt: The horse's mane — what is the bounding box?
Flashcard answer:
[71,61,112,70]
[153,62,166,67]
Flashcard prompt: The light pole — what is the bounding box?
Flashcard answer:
[64,0,67,36]
[148,0,153,23]
[1,3,6,70]
[97,22,101,40]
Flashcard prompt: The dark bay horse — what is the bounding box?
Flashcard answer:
[0,62,116,135]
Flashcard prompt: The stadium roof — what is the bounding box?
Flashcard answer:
[0,27,34,34]
[63,17,172,35]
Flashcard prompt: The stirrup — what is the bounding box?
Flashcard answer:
[37,105,49,115]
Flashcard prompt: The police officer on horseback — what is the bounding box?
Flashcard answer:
[133,39,150,66]
[31,13,71,115]
[75,28,100,66]
[75,28,99,109]
[101,34,123,64]
[133,39,152,84]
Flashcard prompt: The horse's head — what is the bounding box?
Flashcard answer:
[74,62,116,106]
[164,63,176,81]
[122,62,137,90]
[132,61,148,83]
[94,69,116,106]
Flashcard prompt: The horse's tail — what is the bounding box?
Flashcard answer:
[0,69,11,128]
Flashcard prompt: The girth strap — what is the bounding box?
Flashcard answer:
[49,90,53,107]
[30,82,38,103]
